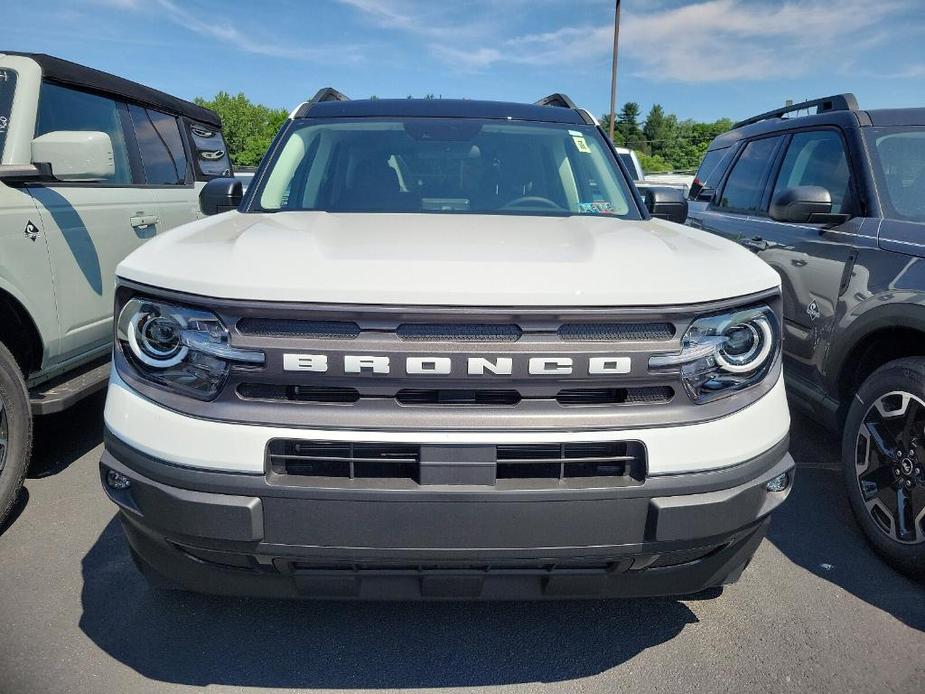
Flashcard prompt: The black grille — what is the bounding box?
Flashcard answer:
[237,319,360,339]
[238,383,360,403]
[557,322,675,341]
[495,442,646,481]
[268,440,421,480]
[397,323,523,341]
[556,386,674,406]
[396,389,521,406]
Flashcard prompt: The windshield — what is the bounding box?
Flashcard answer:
[866,127,925,222]
[0,68,16,160]
[254,118,639,219]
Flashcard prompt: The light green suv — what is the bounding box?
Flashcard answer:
[0,52,231,526]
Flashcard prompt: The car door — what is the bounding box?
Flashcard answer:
[747,128,863,387]
[26,82,168,361]
[692,135,785,245]
[126,103,204,230]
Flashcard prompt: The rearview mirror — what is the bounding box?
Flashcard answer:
[31,131,114,181]
[768,186,832,224]
[200,177,243,216]
[644,186,688,224]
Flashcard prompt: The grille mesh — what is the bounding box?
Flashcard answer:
[556,386,674,406]
[397,323,522,342]
[237,319,360,339]
[557,322,675,341]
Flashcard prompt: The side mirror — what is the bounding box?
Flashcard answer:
[644,186,688,224]
[31,131,114,181]
[200,177,243,216]
[768,185,832,223]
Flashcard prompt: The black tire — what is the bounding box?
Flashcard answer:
[0,341,32,530]
[842,357,925,578]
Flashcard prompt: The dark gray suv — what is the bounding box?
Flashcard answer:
[687,94,925,577]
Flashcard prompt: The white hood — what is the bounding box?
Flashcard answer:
[117,211,779,306]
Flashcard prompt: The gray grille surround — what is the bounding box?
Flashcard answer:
[114,281,783,432]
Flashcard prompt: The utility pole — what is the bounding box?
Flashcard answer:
[608,0,621,141]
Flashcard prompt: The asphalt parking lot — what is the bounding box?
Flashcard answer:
[0,393,922,694]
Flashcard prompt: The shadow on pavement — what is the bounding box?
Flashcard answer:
[768,411,925,631]
[29,391,105,479]
[79,518,697,689]
[0,486,29,537]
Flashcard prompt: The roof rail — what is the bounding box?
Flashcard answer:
[293,87,350,118]
[535,92,596,125]
[733,93,859,129]
[310,87,350,104]
[535,93,577,109]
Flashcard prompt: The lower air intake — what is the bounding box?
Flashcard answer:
[496,441,646,482]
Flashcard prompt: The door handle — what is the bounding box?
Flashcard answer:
[739,235,768,252]
[130,214,160,230]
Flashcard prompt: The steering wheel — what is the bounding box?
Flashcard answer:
[499,196,564,211]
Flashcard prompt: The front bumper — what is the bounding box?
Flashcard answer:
[101,432,794,600]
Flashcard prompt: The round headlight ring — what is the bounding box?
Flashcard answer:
[715,315,773,374]
[127,309,189,368]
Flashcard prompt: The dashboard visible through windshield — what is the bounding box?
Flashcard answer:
[253,118,640,219]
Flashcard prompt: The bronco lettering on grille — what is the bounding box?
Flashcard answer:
[282,354,631,376]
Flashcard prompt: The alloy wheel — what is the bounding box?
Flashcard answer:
[856,390,925,544]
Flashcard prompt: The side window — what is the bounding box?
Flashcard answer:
[128,104,189,185]
[689,147,728,200]
[35,82,132,184]
[0,69,16,159]
[187,122,232,178]
[716,136,781,212]
[772,130,854,215]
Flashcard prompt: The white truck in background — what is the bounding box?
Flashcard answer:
[614,146,695,197]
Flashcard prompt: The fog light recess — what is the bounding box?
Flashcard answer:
[765,472,789,493]
[106,470,131,490]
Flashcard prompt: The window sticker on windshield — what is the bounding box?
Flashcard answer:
[578,201,615,215]
[572,135,591,153]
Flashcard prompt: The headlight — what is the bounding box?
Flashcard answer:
[649,305,779,403]
[116,298,263,400]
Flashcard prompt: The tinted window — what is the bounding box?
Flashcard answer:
[865,127,925,222]
[689,147,728,199]
[256,119,640,219]
[129,104,188,185]
[188,123,232,178]
[772,130,854,214]
[717,137,780,211]
[619,152,639,181]
[0,69,15,159]
[35,82,133,184]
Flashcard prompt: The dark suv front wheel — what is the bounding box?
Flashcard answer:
[843,358,925,577]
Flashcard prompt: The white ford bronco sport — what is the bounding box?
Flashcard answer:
[0,53,231,526]
[101,90,794,599]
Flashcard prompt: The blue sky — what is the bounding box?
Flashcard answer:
[5,0,925,122]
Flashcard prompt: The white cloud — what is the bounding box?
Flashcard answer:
[340,0,915,82]
[97,0,368,63]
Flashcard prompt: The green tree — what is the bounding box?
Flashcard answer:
[193,92,288,167]
[598,113,626,146]
[637,152,671,174]
[643,105,678,159]
[616,102,647,154]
